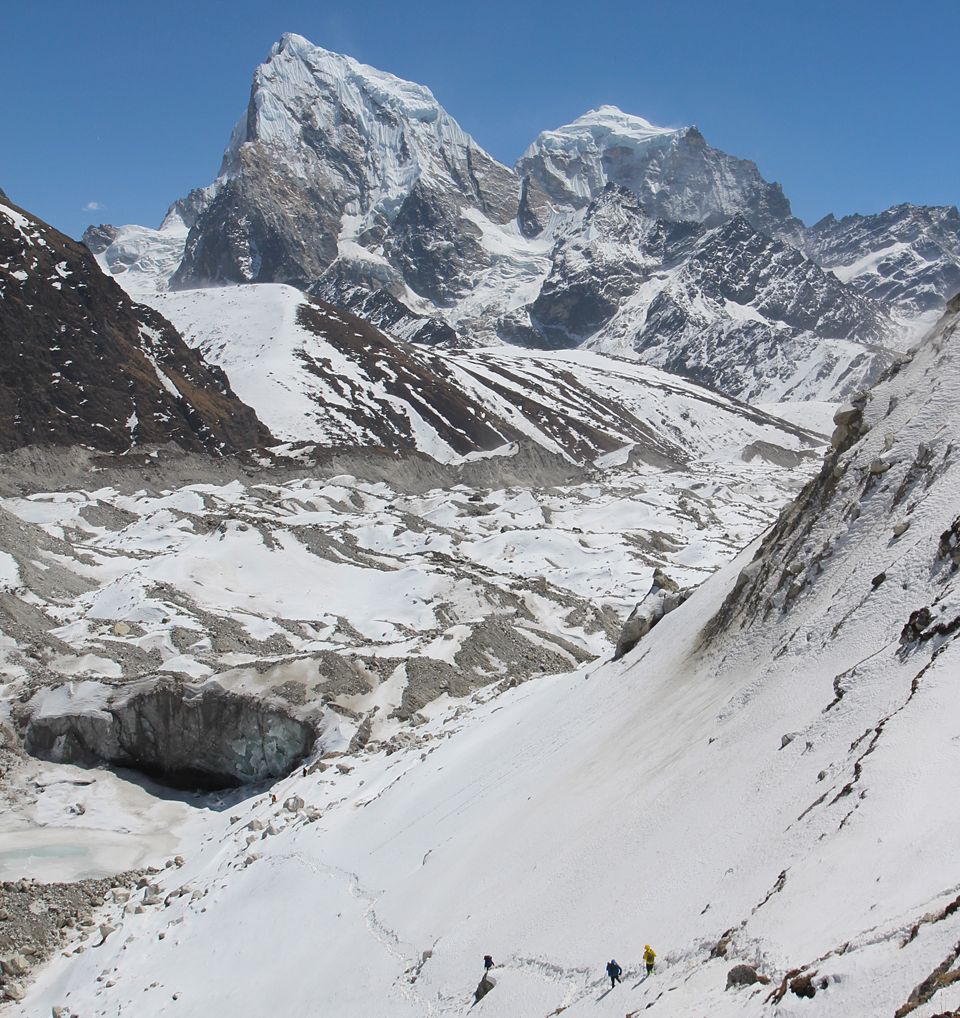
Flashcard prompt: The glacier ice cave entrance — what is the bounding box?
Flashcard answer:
[25,683,316,791]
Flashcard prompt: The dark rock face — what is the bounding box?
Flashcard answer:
[172,147,341,290]
[937,517,960,569]
[789,973,818,999]
[623,216,898,400]
[614,569,690,659]
[648,127,796,237]
[25,682,315,790]
[80,224,119,255]
[666,216,892,343]
[383,181,491,308]
[517,176,555,237]
[0,196,271,454]
[473,974,496,1003]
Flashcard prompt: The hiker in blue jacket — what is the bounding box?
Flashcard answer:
[606,959,622,988]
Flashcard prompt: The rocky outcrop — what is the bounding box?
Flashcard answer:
[311,275,460,347]
[0,195,271,455]
[830,393,870,454]
[726,964,765,989]
[293,298,520,455]
[614,569,690,659]
[25,680,316,789]
[473,973,496,1003]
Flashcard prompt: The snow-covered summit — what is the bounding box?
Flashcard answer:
[170,33,521,299]
[220,33,468,186]
[517,104,797,236]
[521,104,682,161]
[82,37,957,402]
[270,33,444,123]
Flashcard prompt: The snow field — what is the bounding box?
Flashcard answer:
[11,304,960,1016]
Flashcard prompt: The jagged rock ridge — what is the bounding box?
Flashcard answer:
[500,186,900,401]
[805,203,960,329]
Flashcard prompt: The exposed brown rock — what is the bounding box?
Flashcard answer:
[0,195,271,454]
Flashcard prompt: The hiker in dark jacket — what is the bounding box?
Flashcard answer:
[483,954,495,972]
[606,959,622,987]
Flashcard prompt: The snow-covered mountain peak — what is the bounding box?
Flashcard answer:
[84,40,956,393]
[528,104,682,153]
[170,33,522,298]
[220,32,481,194]
[517,104,797,238]
[805,201,960,329]
[516,107,681,209]
[267,33,443,123]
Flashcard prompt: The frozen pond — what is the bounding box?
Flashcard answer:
[0,761,207,883]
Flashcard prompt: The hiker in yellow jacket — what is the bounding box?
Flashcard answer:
[643,944,656,975]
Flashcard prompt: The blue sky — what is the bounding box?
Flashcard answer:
[3,0,958,238]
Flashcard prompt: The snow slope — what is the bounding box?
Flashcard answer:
[9,310,960,1018]
[151,282,822,465]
